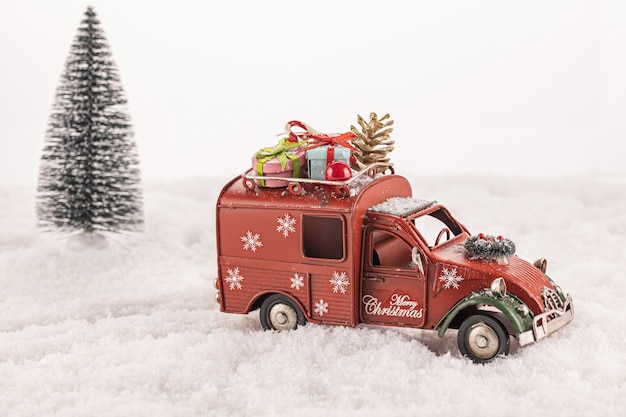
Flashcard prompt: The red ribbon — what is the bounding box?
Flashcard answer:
[285,120,356,151]
[284,120,357,165]
[305,131,357,152]
[285,120,319,143]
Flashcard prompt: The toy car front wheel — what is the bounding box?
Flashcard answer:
[457,315,510,363]
[260,294,306,331]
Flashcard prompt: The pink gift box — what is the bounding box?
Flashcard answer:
[252,151,306,188]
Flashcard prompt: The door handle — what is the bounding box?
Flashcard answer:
[364,275,385,282]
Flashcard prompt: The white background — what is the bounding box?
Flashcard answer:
[1,0,625,185]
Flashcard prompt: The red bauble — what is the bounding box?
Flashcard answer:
[478,233,485,239]
[325,161,352,181]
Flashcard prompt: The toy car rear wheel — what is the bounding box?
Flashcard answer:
[457,315,510,363]
[260,294,306,331]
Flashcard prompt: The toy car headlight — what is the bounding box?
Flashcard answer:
[490,277,507,297]
[534,258,547,273]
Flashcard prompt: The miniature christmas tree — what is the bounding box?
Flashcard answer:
[37,6,143,235]
[350,112,395,170]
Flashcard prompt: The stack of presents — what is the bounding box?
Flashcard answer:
[251,120,358,188]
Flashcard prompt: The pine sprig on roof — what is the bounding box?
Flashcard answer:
[464,234,516,264]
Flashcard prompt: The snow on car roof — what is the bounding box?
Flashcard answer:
[369,196,435,216]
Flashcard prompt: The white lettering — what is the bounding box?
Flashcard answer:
[390,293,418,309]
[362,294,423,319]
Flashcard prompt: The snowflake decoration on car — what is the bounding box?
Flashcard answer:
[276,213,296,237]
[225,267,244,290]
[241,230,263,252]
[314,298,329,317]
[438,267,464,289]
[329,271,350,294]
[290,273,304,291]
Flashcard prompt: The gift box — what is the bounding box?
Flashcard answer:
[306,145,351,181]
[253,138,307,187]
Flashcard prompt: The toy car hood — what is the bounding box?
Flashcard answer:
[435,242,560,315]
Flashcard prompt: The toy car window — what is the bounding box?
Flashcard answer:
[412,208,462,247]
[371,231,413,269]
[302,215,344,259]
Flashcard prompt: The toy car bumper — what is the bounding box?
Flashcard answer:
[517,294,574,347]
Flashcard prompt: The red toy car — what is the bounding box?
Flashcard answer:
[214,165,574,363]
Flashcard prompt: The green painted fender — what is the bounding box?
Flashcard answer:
[436,291,534,338]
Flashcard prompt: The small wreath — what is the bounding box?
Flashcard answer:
[464,233,516,264]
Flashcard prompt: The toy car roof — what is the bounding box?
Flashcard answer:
[217,165,414,214]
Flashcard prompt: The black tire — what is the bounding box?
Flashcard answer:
[457,315,510,363]
[260,294,307,331]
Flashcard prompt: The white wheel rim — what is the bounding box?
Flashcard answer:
[466,322,499,359]
[269,303,297,331]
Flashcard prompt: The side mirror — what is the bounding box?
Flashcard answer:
[412,247,425,275]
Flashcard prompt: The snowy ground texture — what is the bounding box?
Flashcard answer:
[1,174,625,417]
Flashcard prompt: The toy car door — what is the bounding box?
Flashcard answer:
[360,228,427,327]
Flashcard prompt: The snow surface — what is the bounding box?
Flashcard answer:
[370,196,435,216]
[1,174,625,417]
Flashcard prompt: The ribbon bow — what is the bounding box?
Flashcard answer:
[285,120,319,142]
[285,120,357,152]
[255,137,307,186]
[305,131,357,153]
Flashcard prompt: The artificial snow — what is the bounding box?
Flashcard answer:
[1,174,625,417]
[370,196,435,216]
[348,173,379,197]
